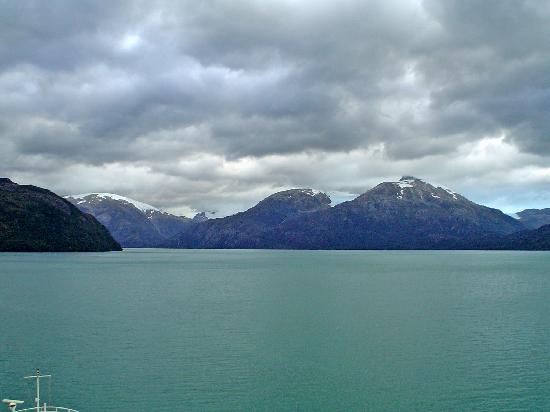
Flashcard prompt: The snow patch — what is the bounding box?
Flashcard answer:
[439,187,458,200]
[66,193,160,212]
[507,212,520,220]
[393,181,413,199]
[300,188,322,197]
[394,181,414,189]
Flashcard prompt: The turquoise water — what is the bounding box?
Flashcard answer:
[0,249,549,411]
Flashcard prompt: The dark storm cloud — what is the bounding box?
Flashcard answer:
[418,0,550,154]
[0,0,549,214]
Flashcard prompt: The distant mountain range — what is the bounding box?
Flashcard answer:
[65,193,204,248]
[0,179,121,252]
[167,176,538,249]
[2,176,549,251]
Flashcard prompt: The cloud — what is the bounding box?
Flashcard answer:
[1,0,549,215]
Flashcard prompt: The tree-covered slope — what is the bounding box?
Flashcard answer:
[0,178,121,252]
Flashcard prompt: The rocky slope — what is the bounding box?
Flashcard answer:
[167,177,532,250]
[0,178,121,252]
[66,193,196,247]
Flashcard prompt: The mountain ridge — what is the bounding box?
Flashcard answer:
[6,176,546,251]
[166,176,538,250]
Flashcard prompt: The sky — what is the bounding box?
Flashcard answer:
[1,0,549,217]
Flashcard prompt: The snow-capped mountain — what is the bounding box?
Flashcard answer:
[69,193,160,213]
[65,193,198,247]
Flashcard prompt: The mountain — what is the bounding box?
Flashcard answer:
[167,177,530,250]
[65,193,196,247]
[515,208,550,230]
[167,189,331,248]
[0,178,121,252]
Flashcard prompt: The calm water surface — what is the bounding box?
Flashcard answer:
[0,249,549,411]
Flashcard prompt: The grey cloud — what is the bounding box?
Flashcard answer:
[418,0,550,154]
[0,0,549,214]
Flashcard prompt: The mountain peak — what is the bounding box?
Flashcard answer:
[356,176,465,203]
[193,212,209,222]
[262,188,331,207]
[236,188,331,226]
[399,176,422,182]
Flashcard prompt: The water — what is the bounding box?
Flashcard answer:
[0,249,549,411]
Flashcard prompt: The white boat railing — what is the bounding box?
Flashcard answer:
[4,370,78,412]
[16,407,78,412]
